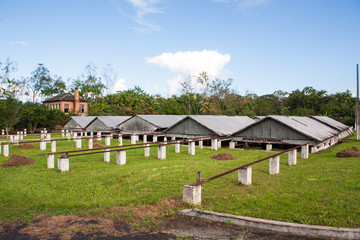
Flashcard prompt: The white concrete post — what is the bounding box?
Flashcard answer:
[1,129,4,135]
[105,135,111,146]
[90,132,93,137]
[110,133,114,139]
[88,138,93,149]
[188,141,195,155]
[20,132,23,140]
[46,133,51,141]
[118,135,123,146]
[131,135,136,144]
[158,145,166,159]
[47,154,55,168]
[73,132,78,140]
[269,156,280,175]
[61,129,65,137]
[24,129,27,136]
[58,156,69,172]
[76,137,82,148]
[40,140,46,150]
[116,150,126,165]
[14,135,20,144]
[266,144,272,151]
[104,149,110,163]
[301,144,309,159]
[0,144,1,154]
[175,141,180,153]
[153,135,157,143]
[229,141,235,149]
[3,144,9,157]
[144,143,150,157]
[218,140,221,148]
[51,140,56,152]
[66,130,71,141]
[211,139,218,151]
[97,132,101,141]
[136,135,139,141]
[143,134,147,143]
[183,184,202,205]
[238,167,252,186]
[199,138,203,149]
[163,137,167,143]
[171,137,176,141]
[311,146,317,153]
[288,149,297,166]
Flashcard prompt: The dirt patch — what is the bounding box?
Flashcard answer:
[93,143,105,148]
[336,147,360,158]
[0,154,36,168]
[15,143,37,150]
[211,152,237,160]
[84,138,99,143]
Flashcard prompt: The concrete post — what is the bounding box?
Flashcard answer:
[229,141,235,149]
[1,129,4,135]
[90,132,93,137]
[311,146,317,153]
[14,135,20,144]
[238,167,252,186]
[40,140,46,150]
[301,144,309,159]
[73,132,77,140]
[153,135,157,143]
[211,139,218,151]
[269,156,280,175]
[143,134,147,143]
[61,129,65,137]
[175,141,180,153]
[183,184,202,205]
[58,156,69,172]
[51,141,56,152]
[76,137,82,148]
[266,144,272,151]
[188,141,195,155]
[118,135,123,146]
[131,135,136,144]
[144,143,150,157]
[88,138,93,149]
[116,150,126,165]
[24,129,27,136]
[288,149,297,166]
[136,135,139,141]
[66,130,71,141]
[97,132,101,141]
[199,139,203,149]
[20,132,23,140]
[163,137,167,143]
[40,130,44,139]
[104,149,110,163]
[46,133,51,141]
[47,154,55,168]
[158,145,166,159]
[3,144,9,157]
[0,144,1,154]
[105,135,111,146]
[171,137,176,141]
[218,140,221,148]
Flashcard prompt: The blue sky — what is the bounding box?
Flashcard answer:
[1,0,359,99]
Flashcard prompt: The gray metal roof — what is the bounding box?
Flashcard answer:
[136,115,187,129]
[95,116,131,129]
[185,115,256,136]
[253,116,266,121]
[311,116,350,131]
[267,115,339,141]
[65,116,96,129]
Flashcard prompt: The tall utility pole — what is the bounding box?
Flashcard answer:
[357,64,359,140]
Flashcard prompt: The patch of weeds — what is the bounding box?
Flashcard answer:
[227,218,233,225]
[59,229,67,233]
[69,228,80,232]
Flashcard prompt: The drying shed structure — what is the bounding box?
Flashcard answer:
[253,116,266,121]
[311,116,353,139]
[86,116,131,133]
[165,115,256,138]
[117,115,187,134]
[63,116,96,132]
[232,115,342,152]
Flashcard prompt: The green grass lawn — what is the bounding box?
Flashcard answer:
[0,136,359,228]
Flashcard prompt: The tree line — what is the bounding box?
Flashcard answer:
[0,58,355,135]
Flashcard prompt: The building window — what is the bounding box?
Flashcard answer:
[80,104,85,113]
[64,104,70,113]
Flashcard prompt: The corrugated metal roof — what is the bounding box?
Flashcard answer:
[96,116,131,129]
[253,116,266,121]
[186,115,256,136]
[268,115,339,141]
[136,115,187,129]
[66,116,96,129]
[311,116,350,131]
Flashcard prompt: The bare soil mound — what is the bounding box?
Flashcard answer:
[93,143,105,148]
[15,143,37,150]
[336,147,360,158]
[0,154,36,168]
[84,138,99,142]
[211,152,237,160]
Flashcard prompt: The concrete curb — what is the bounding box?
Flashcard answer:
[180,209,360,240]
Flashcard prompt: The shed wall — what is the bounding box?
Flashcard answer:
[166,118,215,136]
[63,119,80,129]
[87,120,109,131]
[119,116,157,133]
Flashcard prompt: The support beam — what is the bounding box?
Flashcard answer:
[199,139,203,149]
[266,144,272,152]
[269,156,280,175]
[116,150,126,165]
[105,135,111,146]
[188,141,195,155]
[47,154,55,168]
[218,140,221,148]
[183,184,202,205]
[229,141,235,149]
[153,135,157,143]
[143,134,147,143]
[97,132,102,141]
[118,135,123,146]
[104,148,110,163]
[175,141,180,153]
[301,144,309,159]
[211,139,218,151]
[238,167,252,186]
[131,135,137,144]
[288,149,297,166]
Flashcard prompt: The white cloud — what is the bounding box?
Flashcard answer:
[147,50,231,94]
[112,78,127,93]
[10,41,28,46]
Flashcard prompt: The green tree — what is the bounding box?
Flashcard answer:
[42,75,67,98]
[0,97,21,138]
[0,58,22,99]
[24,63,53,103]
